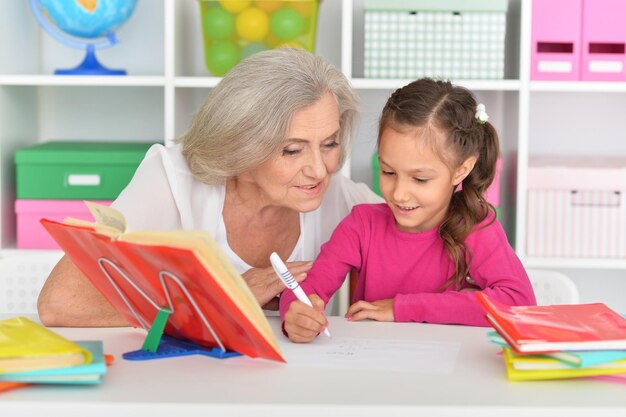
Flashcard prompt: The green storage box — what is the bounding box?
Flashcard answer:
[372,152,382,196]
[15,141,155,200]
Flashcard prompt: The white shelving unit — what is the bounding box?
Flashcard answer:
[2,0,626,311]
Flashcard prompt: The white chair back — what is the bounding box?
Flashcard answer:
[527,269,579,305]
[0,251,63,315]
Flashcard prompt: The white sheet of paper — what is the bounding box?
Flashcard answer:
[225,337,461,374]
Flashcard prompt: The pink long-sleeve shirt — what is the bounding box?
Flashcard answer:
[279,203,536,326]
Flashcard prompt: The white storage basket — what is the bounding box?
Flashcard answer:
[526,156,626,258]
[364,0,508,80]
[0,251,63,314]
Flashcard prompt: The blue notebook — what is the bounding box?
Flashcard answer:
[487,331,626,368]
[0,340,106,385]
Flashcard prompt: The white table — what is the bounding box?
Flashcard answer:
[2,317,626,417]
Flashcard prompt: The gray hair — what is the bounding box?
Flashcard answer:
[179,48,359,184]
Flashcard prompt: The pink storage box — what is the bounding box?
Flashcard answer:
[458,157,502,206]
[526,156,626,258]
[15,199,112,250]
[456,157,502,206]
[581,0,626,81]
[484,157,503,207]
[530,0,582,81]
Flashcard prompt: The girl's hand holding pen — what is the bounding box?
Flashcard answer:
[284,294,329,343]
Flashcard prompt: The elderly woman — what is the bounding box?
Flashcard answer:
[38,48,381,326]
[37,48,381,327]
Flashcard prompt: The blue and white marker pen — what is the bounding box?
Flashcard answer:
[270,252,331,338]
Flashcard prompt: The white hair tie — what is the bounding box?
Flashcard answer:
[475,103,489,124]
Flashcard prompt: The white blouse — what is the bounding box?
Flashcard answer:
[112,144,382,274]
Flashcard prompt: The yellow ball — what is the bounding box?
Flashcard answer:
[255,1,282,12]
[236,7,269,41]
[219,0,251,13]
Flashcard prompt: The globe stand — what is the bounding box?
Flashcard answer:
[29,0,136,76]
[55,44,126,76]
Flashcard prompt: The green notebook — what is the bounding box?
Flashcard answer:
[488,331,626,368]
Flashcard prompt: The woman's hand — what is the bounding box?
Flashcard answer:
[242,261,312,308]
[284,294,328,343]
[345,299,395,322]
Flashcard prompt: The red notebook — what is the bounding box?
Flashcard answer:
[477,292,626,353]
[0,381,28,393]
[41,203,284,362]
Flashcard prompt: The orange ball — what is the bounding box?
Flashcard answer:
[264,33,282,48]
[255,1,283,12]
[290,1,315,18]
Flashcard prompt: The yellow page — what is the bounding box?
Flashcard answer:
[84,201,126,233]
[62,217,121,239]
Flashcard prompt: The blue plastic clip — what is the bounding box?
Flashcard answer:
[123,307,241,361]
[123,335,242,361]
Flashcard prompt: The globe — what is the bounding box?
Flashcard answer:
[30,0,138,75]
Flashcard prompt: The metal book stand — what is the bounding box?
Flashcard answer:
[97,257,241,361]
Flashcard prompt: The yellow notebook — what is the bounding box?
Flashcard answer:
[502,347,626,381]
[0,317,92,373]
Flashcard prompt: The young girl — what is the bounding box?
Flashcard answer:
[279,78,537,343]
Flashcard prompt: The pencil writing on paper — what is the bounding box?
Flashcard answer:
[269,252,331,338]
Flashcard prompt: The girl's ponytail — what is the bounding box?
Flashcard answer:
[440,113,499,290]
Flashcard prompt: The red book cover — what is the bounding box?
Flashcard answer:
[41,218,284,363]
[477,292,626,353]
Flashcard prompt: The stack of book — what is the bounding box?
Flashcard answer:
[477,293,626,381]
[0,316,107,386]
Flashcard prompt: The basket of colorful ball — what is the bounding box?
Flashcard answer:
[199,0,320,76]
